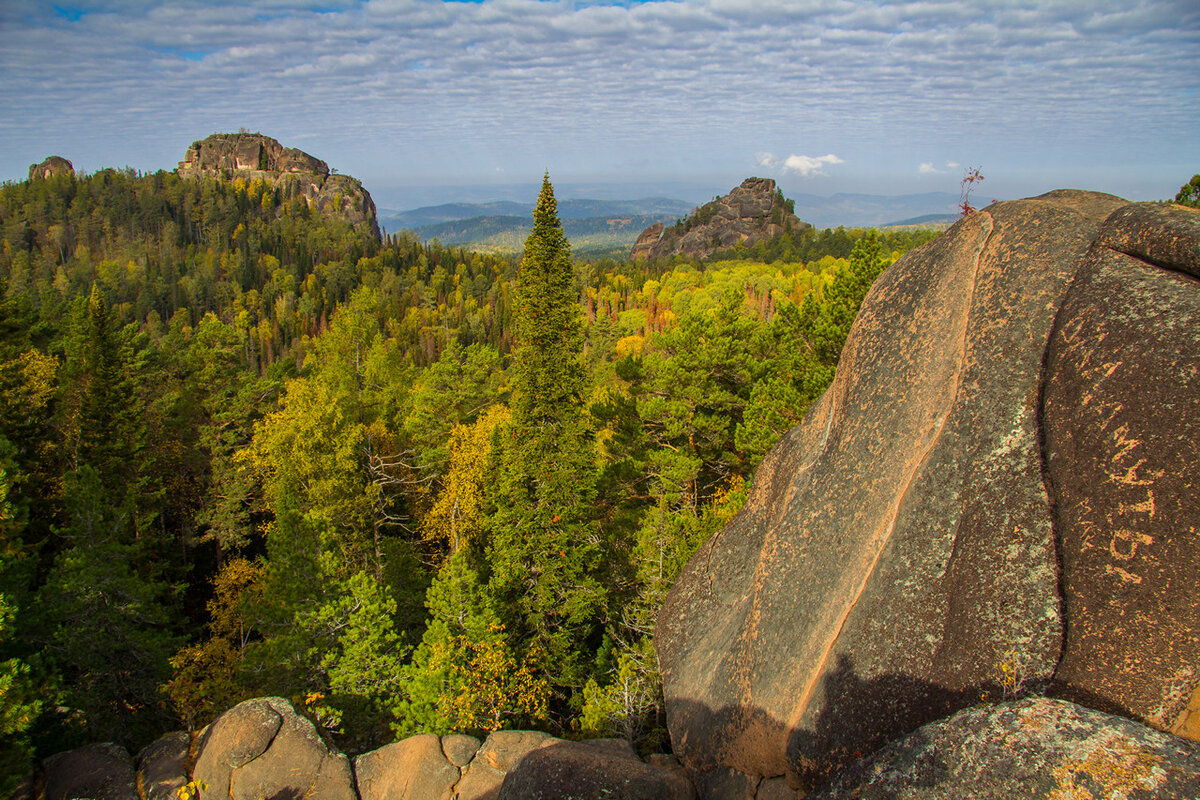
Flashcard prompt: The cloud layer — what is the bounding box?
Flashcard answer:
[0,0,1196,200]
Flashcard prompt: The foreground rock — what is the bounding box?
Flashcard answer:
[657,192,1200,794]
[1045,202,1200,736]
[455,730,558,799]
[356,732,460,800]
[193,696,355,800]
[177,132,379,238]
[498,740,696,800]
[138,731,191,800]
[28,155,74,181]
[630,177,807,260]
[42,742,137,800]
[813,698,1200,799]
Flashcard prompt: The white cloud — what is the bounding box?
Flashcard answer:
[919,162,940,174]
[759,152,844,177]
[781,153,845,177]
[946,161,961,169]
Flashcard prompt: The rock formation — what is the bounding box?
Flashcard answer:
[42,742,137,800]
[812,697,1200,800]
[630,178,808,261]
[137,732,190,800]
[1045,202,1200,734]
[656,191,1200,795]
[497,740,697,800]
[193,696,356,800]
[177,132,379,238]
[28,155,74,181]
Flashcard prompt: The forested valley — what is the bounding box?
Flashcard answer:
[0,164,938,786]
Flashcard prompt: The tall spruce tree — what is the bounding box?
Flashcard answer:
[485,175,605,714]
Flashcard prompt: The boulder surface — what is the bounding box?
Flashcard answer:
[497,740,696,800]
[138,731,191,800]
[812,697,1200,800]
[1045,202,1200,735]
[42,742,137,800]
[355,732,460,800]
[193,696,355,800]
[657,191,1200,793]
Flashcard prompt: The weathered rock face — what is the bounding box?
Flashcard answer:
[812,697,1200,800]
[497,740,696,800]
[630,178,808,260]
[193,696,355,800]
[177,132,379,238]
[456,729,558,800]
[355,732,460,800]
[28,155,74,181]
[1045,202,1200,735]
[138,731,191,800]
[179,132,329,176]
[657,191,1200,794]
[42,742,137,800]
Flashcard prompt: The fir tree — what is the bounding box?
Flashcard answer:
[485,175,605,713]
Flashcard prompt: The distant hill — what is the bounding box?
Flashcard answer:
[786,192,960,228]
[880,212,960,229]
[410,212,683,256]
[385,191,972,253]
[381,197,693,234]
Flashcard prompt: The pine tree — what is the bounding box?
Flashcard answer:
[485,175,605,713]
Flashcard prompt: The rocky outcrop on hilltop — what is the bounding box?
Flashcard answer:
[630,178,808,260]
[656,192,1200,796]
[177,132,379,238]
[28,155,74,180]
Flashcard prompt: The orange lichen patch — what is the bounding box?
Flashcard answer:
[1047,736,1165,800]
[1169,683,1200,741]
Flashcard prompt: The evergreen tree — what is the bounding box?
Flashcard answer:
[1175,174,1200,208]
[485,176,605,714]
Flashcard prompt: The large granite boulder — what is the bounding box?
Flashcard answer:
[812,697,1200,799]
[192,696,355,800]
[355,732,460,800]
[497,740,696,800]
[1045,202,1200,735]
[657,191,1200,794]
[631,178,808,260]
[42,742,137,800]
[176,132,379,238]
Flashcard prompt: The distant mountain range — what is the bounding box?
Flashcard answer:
[379,191,967,255]
[401,213,685,257]
[379,197,693,232]
[880,212,960,228]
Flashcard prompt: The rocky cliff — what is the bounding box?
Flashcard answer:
[28,156,74,180]
[177,132,379,238]
[630,177,809,261]
[657,191,1200,796]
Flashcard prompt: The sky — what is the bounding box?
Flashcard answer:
[0,0,1197,209]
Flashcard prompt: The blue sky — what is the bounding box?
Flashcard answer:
[1,0,1197,207]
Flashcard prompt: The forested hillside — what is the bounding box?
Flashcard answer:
[0,164,938,782]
